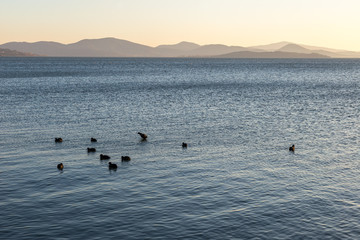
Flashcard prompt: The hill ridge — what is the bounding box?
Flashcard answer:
[1,38,360,58]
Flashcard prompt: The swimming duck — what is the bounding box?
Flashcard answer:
[57,163,64,170]
[100,154,111,160]
[55,138,63,143]
[289,144,295,152]
[121,156,131,161]
[182,142,188,148]
[91,138,97,142]
[137,132,148,140]
[108,162,117,170]
[87,148,96,153]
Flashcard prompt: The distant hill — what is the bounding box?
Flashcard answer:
[155,41,201,57]
[1,38,359,58]
[1,41,67,56]
[0,48,38,57]
[252,41,360,58]
[277,43,360,58]
[215,51,330,59]
[66,38,158,57]
[156,41,200,51]
[1,38,158,57]
[186,44,251,57]
[278,44,312,54]
[249,41,292,51]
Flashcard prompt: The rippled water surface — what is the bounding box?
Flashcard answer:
[0,58,359,239]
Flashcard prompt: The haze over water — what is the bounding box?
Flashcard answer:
[0,58,359,239]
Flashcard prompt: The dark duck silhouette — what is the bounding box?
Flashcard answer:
[55,138,63,143]
[289,144,295,152]
[182,142,188,148]
[137,132,148,140]
[100,154,111,160]
[57,163,64,170]
[87,148,96,153]
[91,138,97,142]
[108,162,117,170]
[121,156,131,162]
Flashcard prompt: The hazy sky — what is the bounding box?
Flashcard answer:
[1,0,360,50]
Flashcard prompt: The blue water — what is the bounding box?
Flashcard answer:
[0,57,359,239]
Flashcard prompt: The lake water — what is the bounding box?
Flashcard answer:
[0,57,359,239]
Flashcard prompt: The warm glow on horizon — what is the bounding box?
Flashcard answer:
[1,0,360,51]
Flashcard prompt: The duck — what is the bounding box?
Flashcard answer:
[108,162,117,170]
[91,138,97,142]
[57,163,64,170]
[55,138,63,143]
[137,132,148,140]
[100,154,111,160]
[289,144,295,152]
[182,142,188,148]
[87,148,96,153]
[121,156,131,162]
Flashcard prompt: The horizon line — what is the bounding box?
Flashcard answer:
[1,37,357,53]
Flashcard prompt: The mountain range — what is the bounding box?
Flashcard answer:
[1,38,360,58]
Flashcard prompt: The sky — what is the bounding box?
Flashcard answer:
[1,0,360,51]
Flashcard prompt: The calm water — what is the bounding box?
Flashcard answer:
[0,57,359,239]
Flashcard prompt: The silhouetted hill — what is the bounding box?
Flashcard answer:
[250,41,360,58]
[214,51,330,59]
[155,41,201,57]
[276,43,354,58]
[186,44,250,56]
[310,50,344,58]
[278,44,312,54]
[156,42,263,57]
[1,38,158,57]
[332,50,360,58]
[66,38,158,57]
[1,41,66,56]
[0,48,38,57]
[1,38,359,58]
[156,41,200,51]
[249,41,291,51]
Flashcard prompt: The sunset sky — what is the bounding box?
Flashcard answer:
[1,0,360,51]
